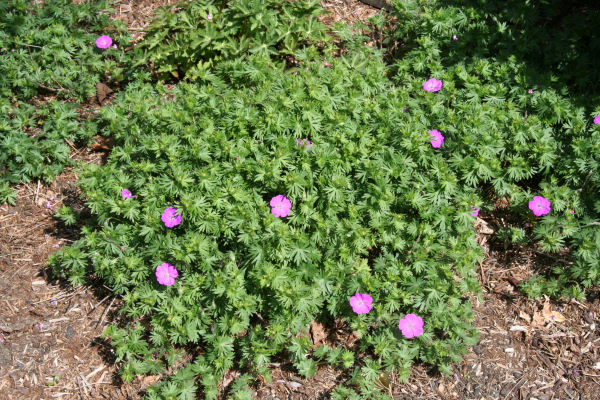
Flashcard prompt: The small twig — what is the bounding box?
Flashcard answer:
[31,80,68,93]
[13,42,44,49]
[407,231,423,254]
[34,180,40,205]
[86,294,111,315]
[96,296,116,329]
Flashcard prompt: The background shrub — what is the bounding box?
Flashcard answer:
[382,0,600,299]
[131,0,329,81]
[0,0,128,201]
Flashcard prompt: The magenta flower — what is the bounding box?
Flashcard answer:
[324,61,331,67]
[46,201,53,209]
[429,129,444,148]
[161,207,182,227]
[156,263,178,286]
[295,138,312,148]
[121,189,135,198]
[422,78,443,93]
[471,205,480,217]
[452,35,458,41]
[398,313,424,338]
[528,89,534,94]
[569,209,575,214]
[594,115,600,125]
[349,292,373,314]
[270,195,292,218]
[528,196,551,216]
[95,35,113,49]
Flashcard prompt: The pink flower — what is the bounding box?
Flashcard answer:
[471,206,480,217]
[95,35,113,49]
[569,209,575,214]
[422,78,443,92]
[295,138,312,148]
[207,13,213,20]
[528,196,551,216]
[46,201,53,209]
[528,89,534,94]
[398,313,424,338]
[270,195,292,218]
[161,207,182,227]
[156,263,178,286]
[324,61,331,67]
[452,35,458,41]
[121,189,135,198]
[594,115,600,125]
[429,129,444,148]
[349,292,373,314]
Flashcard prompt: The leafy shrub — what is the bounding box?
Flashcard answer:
[383,0,600,298]
[0,0,127,102]
[132,0,329,81]
[50,51,482,399]
[0,0,127,198]
[0,98,98,185]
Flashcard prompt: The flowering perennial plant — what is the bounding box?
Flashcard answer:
[349,292,373,314]
[161,207,182,228]
[95,35,113,49]
[422,78,443,92]
[51,51,481,399]
[528,196,551,216]
[155,263,178,286]
[429,129,444,148]
[398,314,424,339]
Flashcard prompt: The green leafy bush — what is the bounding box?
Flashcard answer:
[382,0,600,298]
[0,0,127,197]
[132,0,329,81]
[50,51,482,398]
[0,0,127,102]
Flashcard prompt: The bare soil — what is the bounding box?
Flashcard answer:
[1,1,600,399]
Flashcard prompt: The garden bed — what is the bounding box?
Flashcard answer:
[1,0,599,399]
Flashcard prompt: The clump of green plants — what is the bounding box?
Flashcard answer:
[50,49,483,399]
[0,0,128,202]
[0,0,127,102]
[380,0,600,298]
[132,0,329,81]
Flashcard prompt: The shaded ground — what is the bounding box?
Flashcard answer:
[1,0,600,399]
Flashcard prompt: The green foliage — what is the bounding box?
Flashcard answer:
[132,0,329,81]
[0,0,128,102]
[0,0,128,200]
[55,205,78,226]
[50,48,482,398]
[383,0,600,300]
[44,0,600,398]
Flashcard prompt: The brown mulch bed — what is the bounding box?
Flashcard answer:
[2,1,600,399]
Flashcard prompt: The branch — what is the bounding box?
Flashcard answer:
[357,0,394,11]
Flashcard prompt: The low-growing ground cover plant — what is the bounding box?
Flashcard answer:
[50,49,483,398]
[44,0,600,398]
[382,0,600,299]
[0,0,128,203]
